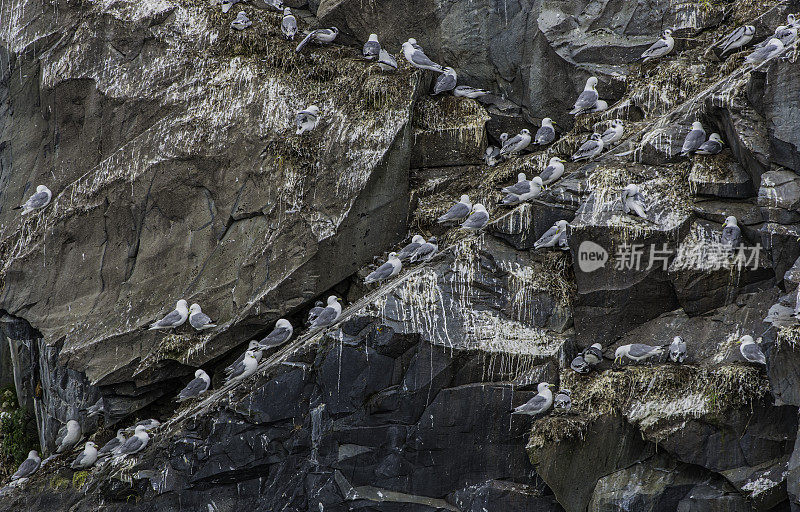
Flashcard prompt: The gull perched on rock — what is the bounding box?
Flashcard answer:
[227,341,263,376]
[99,430,126,456]
[738,335,766,365]
[534,118,556,146]
[310,296,342,328]
[362,33,380,60]
[553,389,572,414]
[461,204,489,231]
[622,184,647,219]
[149,299,189,330]
[365,253,402,284]
[696,133,724,155]
[432,67,457,95]
[614,344,665,364]
[512,382,554,416]
[71,442,98,470]
[583,343,604,366]
[589,100,608,113]
[680,121,706,156]
[226,349,259,382]
[641,29,675,62]
[307,300,324,324]
[377,49,398,71]
[669,336,687,363]
[295,27,339,52]
[56,419,81,453]
[230,11,252,31]
[11,450,40,481]
[82,397,105,419]
[601,120,624,146]
[295,105,320,135]
[540,157,566,186]
[746,38,785,63]
[15,185,52,215]
[220,0,240,13]
[438,194,472,223]
[501,173,530,196]
[570,77,599,115]
[189,303,216,331]
[534,220,569,250]
[177,369,211,401]
[570,354,591,373]
[721,215,742,250]
[501,177,543,206]
[397,235,426,261]
[410,237,438,262]
[717,25,755,55]
[771,24,797,47]
[402,40,444,72]
[571,133,604,161]
[258,318,293,349]
[115,425,149,457]
[281,8,297,40]
[499,129,532,156]
[453,85,489,99]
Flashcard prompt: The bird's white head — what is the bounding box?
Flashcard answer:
[663,29,673,37]
[276,318,292,329]
[248,340,260,350]
[738,335,755,345]
[307,105,320,114]
[189,303,202,314]
[408,38,417,44]
[473,203,487,213]
[521,128,531,135]
[411,234,425,244]
[388,252,399,260]
[135,425,147,434]
[724,215,738,228]
[28,450,38,458]
[283,7,292,15]
[194,369,206,379]
[86,441,97,449]
[586,76,598,89]
[625,184,640,194]
[537,382,553,393]
[531,176,543,186]
[745,25,756,35]
[327,295,339,306]
[176,299,188,311]
[550,156,564,164]
[673,336,683,343]
[459,194,471,204]
[500,133,509,143]
[691,121,703,130]
[368,34,378,42]
[613,119,623,126]
[590,343,602,350]
[517,173,527,181]
[542,117,552,126]
[556,219,569,230]
[709,133,722,142]
[244,349,257,359]
[36,185,48,193]
[787,14,796,24]
[590,133,602,141]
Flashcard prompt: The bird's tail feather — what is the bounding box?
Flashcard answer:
[295,32,314,52]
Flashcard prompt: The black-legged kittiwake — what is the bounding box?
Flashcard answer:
[571,133,604,161]
[773,24,797,47]
[115,425,149,457]
[583,343,604,366]
[227,341,263,375]
[397,235,426,261]
[82,397,105,419]
[230,11,252,31]
[407,38,423,51]
[11,450,40,481]
[15,185,52,215]
[258,318,293,349]
[438,194,472,223]
[746,38,784,63]
[453,85,489,99]
[695,133,724,155]
[281,8,297,40]
[484,133,508,167]
[721,215,742,250]
[717,25,755,55]
[540,157,566,186]
[641,29,675,62]
[534,117,556,146]
[432,67,457,95]
[189,303,216,331]
[589,100,608,113]
[220,0,240,13]
[310,296,342,328]
[681,121,706,156]
[600,119,624,146]
[738,335,766,364]
[534,220,569,250]
[501,177,542,206]
[365,253,402,284]
[501,173,530,196]
[570,77,599,115]
[70,442,98,470]
[401,39,444,72]
[614,344,665,363]
[226,349,259,382]
[177,369,211,401]
[295,27,338,52]
[669,336,687,363]
[553,389,572,414]
[570,354,591,373]
[410,237,438,262]
[511,382,554,416]
[135,419,161,431]
[56,419,81,453]
[307,301,324,324]
[460,204,489,231]
[499,129,532,156]
[295,105,320,135]
[377,49,398,71]
[99,430,126,456]
[149,299,189,330]
[622,184,647,219]
[363,33,380,60]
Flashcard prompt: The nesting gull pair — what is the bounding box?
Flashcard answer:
[230,11,252,31]
[150,300,215,330]
[484,134,508,167]
[622,184,647,220]
[500,177,543,206]
[570,77,606,115]
[310,296,343,329]
[571,133,604,161]
[296,105,320,135]
[396,235,438,262]
[641,29,675,62]
[570,343,603,373]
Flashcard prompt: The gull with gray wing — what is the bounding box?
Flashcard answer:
[534,220,569,250]
[438,195,472,223]
[149,299,189,330]
[15,185,52,215]
[512,383,554,416]
[258,319,293,349]
[177,369,211,401]
[311,296,342,328]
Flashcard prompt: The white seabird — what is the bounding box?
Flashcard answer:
[641,29,675,62]
[499,129,532,156]
[135,419,161,431]
[669,336,687,363]
[501,173,530,196]
[774,24,797,47]
[460,204,489,231]
[295,105,320,135]
[56,419,81,453]
[484,133,508,167]
[738,335,766,365]
[512,382,554,416]
[553,389,572,414]
[501,177,542,206]
[189,303,216,331]
[534,117,556,146]
[226,349,259,382]
[583,343,604,366]
[177,369,211,401]
[258,318,293,349]
[402,40,444,72]
[453,85,489,99]
[570,77,599,115]
[437,194,472,223]
[534,220,569,250]
[220,0,240,14]
[717,25,756,55]
[622,184,647,219]
[397,235,426,261]
[98,430,126,456]
[307,301,325,324]
[362,33,380,60]
[571,133,604,161]
[310,296,342,328]
[589,99,608,113]
[115,425,149,457]
[16,185,52,215]
[230,11,252,31]
[149,299,189,330]
[281,8,297,40]
[377,49,398,71]
[264,0,284,11]
[295,27,339,52]
[600,119,624,146]
[70,442,98,470]
[365,252,402,284]
[746,38,784,63]
[680,121,706,156]
[540,157,566,186]
[721,215,742,250]
[432,67,457,95]
[410,237,438,262]
[570,354,591,373]
[82,397,105,419]
[11,450,40,481]
[695,133,724,155]
[226,341,263,375]
[614,344,665,363]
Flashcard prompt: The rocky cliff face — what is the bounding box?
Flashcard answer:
[1,0,800,510]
